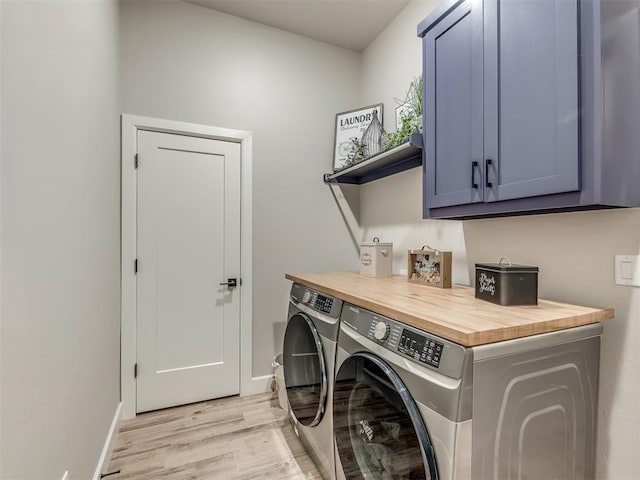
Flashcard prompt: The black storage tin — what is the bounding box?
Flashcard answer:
[475,260,539,306]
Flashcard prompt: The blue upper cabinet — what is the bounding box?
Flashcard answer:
[484,0,579,202]
[418,0,640,219]
[423,0,483,209]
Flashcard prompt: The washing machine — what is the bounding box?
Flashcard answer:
[283,283,343,480]
[334,302,602,480]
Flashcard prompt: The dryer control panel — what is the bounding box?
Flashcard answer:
[308,292,333,314]
[290,283,342,318]
[341,303,467,379]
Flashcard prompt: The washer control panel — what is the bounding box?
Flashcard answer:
[398,328,444,368]
[290,283,342,318]
[341,303,467,379]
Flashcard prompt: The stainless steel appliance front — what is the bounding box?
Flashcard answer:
[283,283,343,480]
[334,302,602,480]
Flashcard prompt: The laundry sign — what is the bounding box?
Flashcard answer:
[333,103,383,170]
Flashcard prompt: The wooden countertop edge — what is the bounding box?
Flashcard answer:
[285,273,614,347]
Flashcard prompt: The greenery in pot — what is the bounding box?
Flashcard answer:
[385,75,423,149]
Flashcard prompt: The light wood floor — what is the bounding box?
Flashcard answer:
[105,392,323,479]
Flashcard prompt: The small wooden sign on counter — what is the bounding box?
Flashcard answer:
[408,248,452,288]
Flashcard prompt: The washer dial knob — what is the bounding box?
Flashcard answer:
[301,290,312,304]
[373,321,390,341]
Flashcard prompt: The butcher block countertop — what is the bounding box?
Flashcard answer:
[285,271,614,347]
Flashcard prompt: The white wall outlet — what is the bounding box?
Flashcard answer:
[614,255,640,286]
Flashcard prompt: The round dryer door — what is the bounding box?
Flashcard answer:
[283,313,327,427]
[334,352,439,480]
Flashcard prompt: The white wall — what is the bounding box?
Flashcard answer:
[0,1,3,474]
[119,0,361,378]
[358,1,640,479]
[0,1,121,478]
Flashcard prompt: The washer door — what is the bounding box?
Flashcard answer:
[333,352,439,480]
[283,312,328,427]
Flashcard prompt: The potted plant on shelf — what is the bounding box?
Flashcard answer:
[385,75,423,149]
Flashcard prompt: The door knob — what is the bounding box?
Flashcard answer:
[219,278,238,288]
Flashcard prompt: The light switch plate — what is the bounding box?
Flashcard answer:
[614,255,640,286]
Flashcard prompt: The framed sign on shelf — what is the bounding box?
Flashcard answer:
[395,102,413,129]
[333,103,383,171]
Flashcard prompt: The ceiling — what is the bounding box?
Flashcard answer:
[185,0,411,52]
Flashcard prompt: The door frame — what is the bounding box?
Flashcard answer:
[121,114,254,419]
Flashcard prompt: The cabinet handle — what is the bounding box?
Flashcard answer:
[485,159,493,188]
[471,161,478,189]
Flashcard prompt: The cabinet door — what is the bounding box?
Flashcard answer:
[484,0,580,202]
[423,0,483,209]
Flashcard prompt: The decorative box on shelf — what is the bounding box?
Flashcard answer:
[408,247,452,288]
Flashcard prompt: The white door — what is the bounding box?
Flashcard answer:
[136,130,241,413]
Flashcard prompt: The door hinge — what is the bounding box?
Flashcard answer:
[134,363,138,379]
[134,259,138,274]
[134,153,139,169]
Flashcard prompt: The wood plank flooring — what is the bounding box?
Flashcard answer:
[105,392,323,479]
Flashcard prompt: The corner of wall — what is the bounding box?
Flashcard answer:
[91,402,123,480]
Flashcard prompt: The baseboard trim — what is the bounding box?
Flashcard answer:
[241,374,274,396]
[92,401,123,480]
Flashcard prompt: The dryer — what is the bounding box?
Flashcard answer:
[334,302,602,480]
[283,283,343,480]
